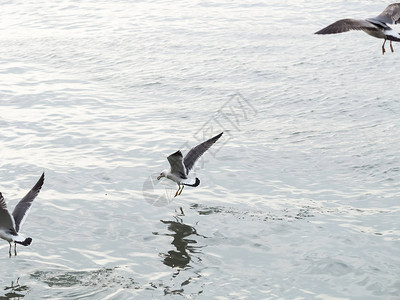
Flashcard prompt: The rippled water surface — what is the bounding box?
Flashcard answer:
[1,0,399,299]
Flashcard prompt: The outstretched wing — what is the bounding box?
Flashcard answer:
[12,172,44,232]
[183,132,223,174]
[0,192,16,232]
[0,192,8,211]
[373,3,400,24]
[315,19,379,34]
[167,151,187,179]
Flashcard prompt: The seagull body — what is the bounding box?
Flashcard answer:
[157,132,223,197]
[0,173,44,257]
[315,3,400,54]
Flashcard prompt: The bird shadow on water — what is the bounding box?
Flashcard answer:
[151,215,208,296]
[0,278,29,300]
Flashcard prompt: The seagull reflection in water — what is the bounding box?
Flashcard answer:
[156,216,206,269]
[2,278,29,299]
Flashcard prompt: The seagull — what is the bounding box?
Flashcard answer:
[157,132,223,198]
[0,172,44,257]
[315,3,400,54]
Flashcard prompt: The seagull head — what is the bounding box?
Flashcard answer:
[157,170,167,180]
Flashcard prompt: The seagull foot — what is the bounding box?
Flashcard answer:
[390,41,394,53]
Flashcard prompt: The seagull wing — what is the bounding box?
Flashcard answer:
[0,192,16,232]
[315,19,379,34]
[183,132,223,174]
[167,151,187,178]
[12,172,44,233]
[373,3,400,24]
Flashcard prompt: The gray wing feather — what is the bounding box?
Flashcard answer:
[0,192,8,211]
[167,151,187,178]
[184,132,223,174]
[373,3,400,24]
[12,172,44,232]
[315,19,379,34]
[0,192,16,232]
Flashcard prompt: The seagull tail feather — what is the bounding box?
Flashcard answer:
[15,237,32,246]
[183,178,200,187]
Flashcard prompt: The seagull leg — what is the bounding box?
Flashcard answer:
[382,40,386,55]
[178,185,185,195]
[390,41,394,53]
[8,242,12,257]
[14,243,17,256]
[174,184,181,198]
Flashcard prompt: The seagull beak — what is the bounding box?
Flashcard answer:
[157,175,162,180]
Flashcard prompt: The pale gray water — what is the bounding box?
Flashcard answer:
[1,0,399,299]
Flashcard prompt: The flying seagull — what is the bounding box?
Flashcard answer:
[0,172,44,257]
[157,132,223,198]
[315,3,400,54]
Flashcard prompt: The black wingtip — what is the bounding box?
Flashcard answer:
[40,172,45,183]
[315,29,326,34]
[209,132,223,143]
[35,172,45,190]
[170,150,183,157]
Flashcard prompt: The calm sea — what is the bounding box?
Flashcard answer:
[1,0,399,299]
